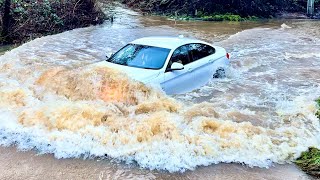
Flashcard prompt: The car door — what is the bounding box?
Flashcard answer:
[162,45,195,94]
[187,43,216,88]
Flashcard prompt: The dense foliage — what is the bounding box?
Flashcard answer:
[121,0,319,18]
[0,0,106,44]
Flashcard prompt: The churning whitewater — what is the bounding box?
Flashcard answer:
[0,16,320,172]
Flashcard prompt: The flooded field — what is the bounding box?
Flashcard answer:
[0,5,319,179]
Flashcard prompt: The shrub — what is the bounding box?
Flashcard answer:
[0,0,106,44]
[295,147,320,177]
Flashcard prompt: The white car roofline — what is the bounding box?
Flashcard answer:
[130,36,211,50]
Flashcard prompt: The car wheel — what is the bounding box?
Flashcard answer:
[213,68,226,78]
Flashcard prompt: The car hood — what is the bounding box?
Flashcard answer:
[92,61,161,83]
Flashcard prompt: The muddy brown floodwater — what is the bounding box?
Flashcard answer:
[0,4,319,180]
[0,147,310,180]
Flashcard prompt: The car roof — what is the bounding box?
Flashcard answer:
[130,36,209,50]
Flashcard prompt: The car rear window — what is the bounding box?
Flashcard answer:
[188,43,216,62]
[108,44,170,70]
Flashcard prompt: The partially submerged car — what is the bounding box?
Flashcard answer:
[95,36,230,94]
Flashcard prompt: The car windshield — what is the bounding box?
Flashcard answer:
[107,44,170,69]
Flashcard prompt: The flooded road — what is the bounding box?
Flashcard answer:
[0,5,319,179]
[0,146,310,179]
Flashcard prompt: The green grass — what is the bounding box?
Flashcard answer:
[295,147,320,177]
[202,14,243,21]
[295,98,320,177]
[170,13,260,22]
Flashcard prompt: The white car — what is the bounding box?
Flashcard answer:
[95,36,230,94]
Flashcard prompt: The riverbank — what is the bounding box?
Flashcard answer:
[167,14,259,22]
[121,0,319,21]
[141,12,320,23]
[0,0,107,45]
[296,147,320,178]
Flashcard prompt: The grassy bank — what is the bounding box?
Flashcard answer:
[170,13,259,22]
[295,99,320,178]
[0,0,106,44]
[296,148,320,177]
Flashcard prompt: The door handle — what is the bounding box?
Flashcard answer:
[209,59,214,63]
[188,68,193,72]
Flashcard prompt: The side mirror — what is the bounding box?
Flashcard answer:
[170,62,184,71]
[106,53,113,61]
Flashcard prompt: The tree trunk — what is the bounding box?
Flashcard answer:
[1,0,11,44]
[307,0,315,17]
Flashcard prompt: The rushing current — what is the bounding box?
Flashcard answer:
[0,5,319,173]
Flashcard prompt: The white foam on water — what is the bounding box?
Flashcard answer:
[281,24,292,29]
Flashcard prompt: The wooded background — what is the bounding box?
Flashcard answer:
[0,0,105,44]
[122,0,319,17]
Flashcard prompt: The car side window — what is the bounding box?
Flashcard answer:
[188,43,215,63]
[166,45,190,71]
[170,45,190,65]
